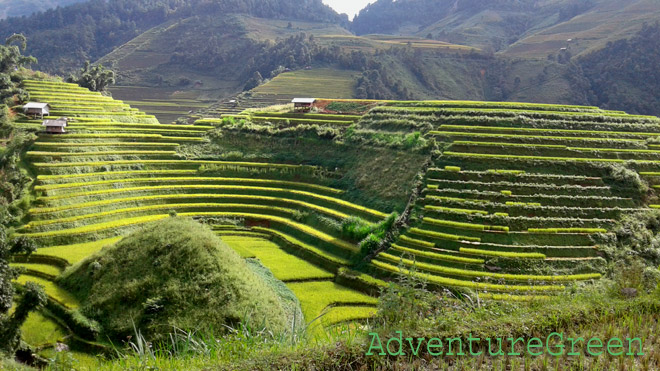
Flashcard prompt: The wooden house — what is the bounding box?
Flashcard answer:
[42,117,69,134]
[23,102,51,118]
[292,98,316,113]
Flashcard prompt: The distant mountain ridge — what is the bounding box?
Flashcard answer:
[0,0,346,73]
[0,0,86,19]
[2,0,660,116]
[352,0,659,57]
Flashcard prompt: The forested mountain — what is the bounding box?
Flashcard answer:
[0,0,346,73]
[578,23,660,115]
[352,0,660,56]
[1,0,659,116]
[0,0,86,19]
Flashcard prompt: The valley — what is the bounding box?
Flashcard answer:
[1,0,660,369]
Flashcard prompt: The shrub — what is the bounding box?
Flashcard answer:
[341,216,375,241]
[359,233,380,256]
[605,163,649,197]
[58,217,289,341]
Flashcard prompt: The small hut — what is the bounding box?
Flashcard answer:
[292,98,316,113]
[23,102,51,119]
[42,117,69,134]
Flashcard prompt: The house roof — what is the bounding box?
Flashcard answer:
[42,118,68,127]
[23,102,50,109]
[292,98,316,104]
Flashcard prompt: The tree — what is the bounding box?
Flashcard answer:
[0,33,46,357]
[0,34,36,105]
[66,61,116,92]
[243,71,263,91]
[0,217,46,355]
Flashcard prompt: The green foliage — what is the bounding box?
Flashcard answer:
[325,101,367,114]
[341,217,375,241]
[0,282,47,354]
[0,0,345,73]
[579,22,660,116]
[374,264,439,333]
[605,163,649,197]
[58,217,289,341]
[65,61,115,92]
[224,236,333,282]
[608,209,660,266]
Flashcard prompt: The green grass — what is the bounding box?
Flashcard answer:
[372,259,564,293]
[33,142,180,148]
[408,227,481,243]
[37,170,197,181]
[249,112,362,121]
[439,124,660,137]
[35,176,343,195]
[443,151,638,164]
[377,252,600,282]
[391,243,485,264]
[24,203,300,229]
[67,126,200,134]
[33,159,313,170]
[250,117,353,126]
[430,131,645,144]
[20,311,68,347]
[528,228,608,233]
[380,106,658,121]
[222,236,334,282]
[14,275,80,308]
[58,217,290,341]
[39,134,205,142]
[27,150,179,157]
[22,213,358,256]
[37,237,123,264]
[19,214,170,239]
[36,185,384,220]
[424,205,488,215]
[65,122,214,130]
[383,100,603,112]
[423,217,509,232]
[216,235,257,258]
[10,263,63,277]
[251,227,350,266]
[321,305,377,326]
[251,68,358,99]
[458,247,546,259]
[286,281,377,323]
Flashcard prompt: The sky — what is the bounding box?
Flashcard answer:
[323,0,374,19]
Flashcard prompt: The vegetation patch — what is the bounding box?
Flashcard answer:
[58,217,289,341]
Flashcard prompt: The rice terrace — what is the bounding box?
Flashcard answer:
[2,0,660,370]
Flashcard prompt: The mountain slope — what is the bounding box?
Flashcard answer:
[0,0,86,19]
[0,0,345,73]
[352,0,660,56]
[505,0,660,58]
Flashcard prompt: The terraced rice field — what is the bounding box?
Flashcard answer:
[13,80,382,352]
[14,80,660,353]
[251,68,358,99]
[221,236,376,329]
[352,99,660,299]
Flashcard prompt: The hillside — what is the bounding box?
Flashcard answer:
[2,0,659,118]
[0,0,86,19]
[0,0,345,73]
[5,76,660,368]
[59,217,290,341]
[352,0,660,56]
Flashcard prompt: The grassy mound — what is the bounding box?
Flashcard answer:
[58,217,288,341]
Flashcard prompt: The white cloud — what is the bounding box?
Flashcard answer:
[323,0,375,19]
